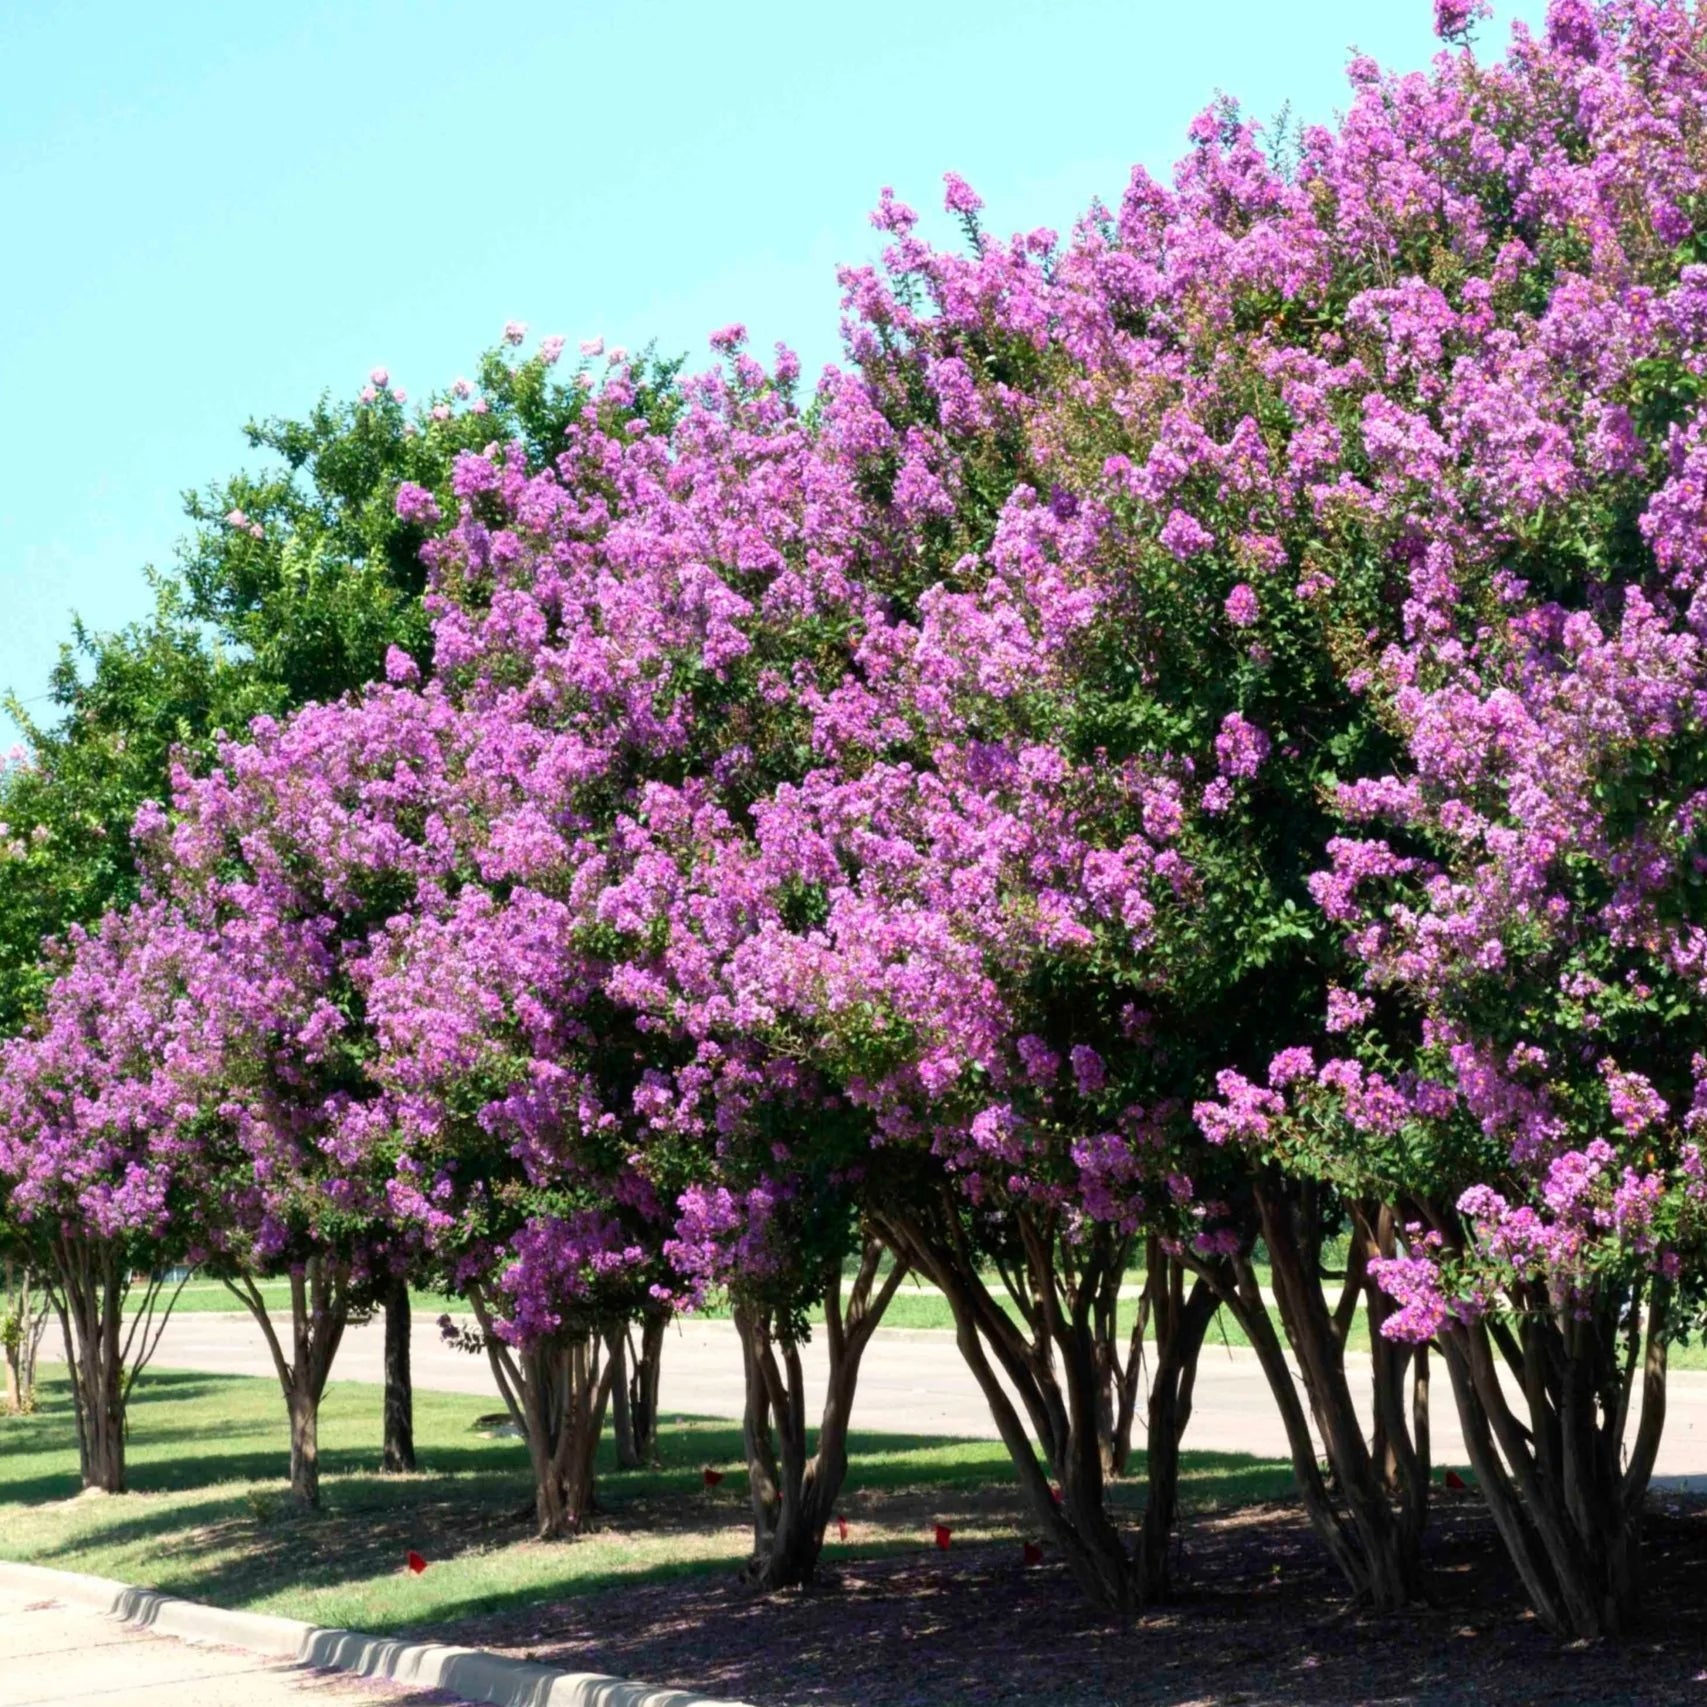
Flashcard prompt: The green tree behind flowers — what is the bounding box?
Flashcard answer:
[0,335,683,1032]
[0,332,683,1482]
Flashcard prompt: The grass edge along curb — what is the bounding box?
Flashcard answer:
[0,1557,751,1707]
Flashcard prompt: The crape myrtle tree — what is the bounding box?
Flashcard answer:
[605,1300,669,1470]
[0,901,221,1489]
[859,156,1435,1612]
[371,341,693,1487]
[418,337,929,1582]
[53,341,695,1534]
[714,749,1226,1615]
[1251,456,1707,1627]
[507,203,1244,1611]
[133,687,483,1506]
[531,769,928,1587]
[666,1092,914,1590]
[462,165,1335,1612]
[362,884,668,1539]
[355,328,895,1544]
[1181,0,1707,1634]
[783,0,1707,1623]
[1207,578,1707,1637]
[165,332,659,1475]
[665,156,1410,1611]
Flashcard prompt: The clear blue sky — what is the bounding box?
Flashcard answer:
[0,0,1546,744]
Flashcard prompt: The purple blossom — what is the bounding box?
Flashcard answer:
[1224,583,1260,627]
[1159,508,1213,561]
[1214,712,1271,779]
[943,172,984,217]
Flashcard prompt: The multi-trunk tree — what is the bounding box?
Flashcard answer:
[0,902,220,1490]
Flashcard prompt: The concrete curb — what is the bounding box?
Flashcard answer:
[0,1559,750,1707]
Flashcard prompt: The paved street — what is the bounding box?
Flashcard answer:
[0,1588,448,1707]
[63,1309,1707,1483]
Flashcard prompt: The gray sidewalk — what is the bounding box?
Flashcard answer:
[0,1586,447,1707]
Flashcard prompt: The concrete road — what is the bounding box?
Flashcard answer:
[66,1310,1707,1482]
[0,1587,450,1707]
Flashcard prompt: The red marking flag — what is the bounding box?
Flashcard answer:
[406,1551,428,1575]
[702,1468,725,1488]
[934,1522,952,1551]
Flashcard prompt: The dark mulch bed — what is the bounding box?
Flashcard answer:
[431,1493,1707,1706]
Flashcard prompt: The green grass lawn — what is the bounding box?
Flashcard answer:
[0,1371,1294,1635]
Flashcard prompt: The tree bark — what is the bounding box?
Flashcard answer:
[521,1335,615,1539]
[464,1289,615,1540]
[290,1390,320,1505]
[1358,1205,1430,1553]
[381,1278,416,1473]
[227,1254,350,1509]
[879,1201,1150,1615]
[1248,1184,1421,1608]
[1432,1277,1668,1638]
[47,1240,186,1493]
[607,1327,636,1469]
[1108,1271,1152,1478]
[606,1313,665,1471]
[1135,1265,1217,1596]
[631,1311,666,1465]
[737,1237,908,1591]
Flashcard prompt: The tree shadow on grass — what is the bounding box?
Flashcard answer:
[15,1464,759,1627]
[13,1441,1301,1652]
[5,1368,1298,1666]
[1,1441,544,1508]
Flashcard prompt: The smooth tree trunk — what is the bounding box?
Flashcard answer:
[607,1328,635,1469]
[881,1195,1208,1615]
[1357,1205,1430,1547]
[381,1277,416,1473]
[736,1238,909,1591]
[1133,1258,1218,1596]
[468,1287,615,1539]
[3,1259,50,1413]
[290,1391,321,1504]
[1198,1184,1425,1611]
[607,1310,668,1470]
[1101,1236,1158,1479]
[633,1311,667,1463]
[47,1238,185,1492]
[1434,1275,1668,1638]
[228,1255,351,1507]
[1089,1238,1217,1593]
